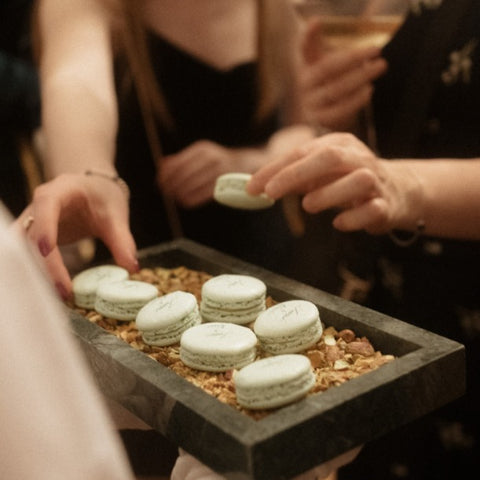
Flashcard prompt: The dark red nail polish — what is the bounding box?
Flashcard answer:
[55,282,70,301]
[38,237,51,257]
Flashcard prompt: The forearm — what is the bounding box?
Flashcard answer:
[41,76,118,178]
[37,0,118,179]
[392,159,480,240]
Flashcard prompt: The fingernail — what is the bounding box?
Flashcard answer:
[38,237,51,257]
[55,282,70,301]
[132,258,140,273]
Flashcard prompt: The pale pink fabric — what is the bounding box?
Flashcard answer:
[171,444,361,478]
[0,204,134,480]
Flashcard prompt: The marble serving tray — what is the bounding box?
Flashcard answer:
[69,238,465,480]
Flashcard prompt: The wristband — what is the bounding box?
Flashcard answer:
[84,169,130,201]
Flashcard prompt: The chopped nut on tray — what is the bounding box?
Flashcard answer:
[74,266,394,420]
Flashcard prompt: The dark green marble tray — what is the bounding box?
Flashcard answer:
[69,238,465,479]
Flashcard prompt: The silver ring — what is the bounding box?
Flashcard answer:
[22,215,34,232]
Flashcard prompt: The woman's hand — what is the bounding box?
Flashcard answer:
[248,132,423,235]
[157,140,270,208]
[14,173,138,299]
[299,17,388,131]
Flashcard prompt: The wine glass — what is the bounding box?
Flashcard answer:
[292,0,409,150]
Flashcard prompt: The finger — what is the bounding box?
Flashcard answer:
[302,167,379,213]
[159,152,194,193]
[161,146,215,196]
[43,246,75,300]
[247,146,308,195]
[332,196,390,233]
[164,158,216,202]
[302,17,325,64]
[26,183,65,257]
[321,45,384,78]
[263,139,349,198]
[177,182,212,208]
[96,214,139,274]
[305,84,374,129]
[319,58,386,102]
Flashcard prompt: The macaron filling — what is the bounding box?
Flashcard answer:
[256,320,323,354]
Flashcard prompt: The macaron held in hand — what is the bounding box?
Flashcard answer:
[214,173,275,210]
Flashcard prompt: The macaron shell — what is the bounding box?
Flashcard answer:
[254,300,321,336]
[234,354,315,409]
[95,280,158,320]
[254,300,323,354]
[72,265,129,309]
[201,274,266,304]
[214,173,275,210]
[180,322,258,372]
[136,291,198,330]
[136,291,201,346]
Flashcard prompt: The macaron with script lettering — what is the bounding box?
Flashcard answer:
[180,322,258,372]
[136,291,201,346]
[95,280,158,321]
[254,299,323,354]
[214,172,275,210]
[234,354,315,409]
[72,264,130,309]
[200,274,267,325]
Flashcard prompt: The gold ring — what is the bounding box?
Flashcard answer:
[22,215,34,232]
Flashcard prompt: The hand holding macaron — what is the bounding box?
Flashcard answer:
[248,132,424,236]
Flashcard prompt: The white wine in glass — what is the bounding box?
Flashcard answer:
[293,0,408,149]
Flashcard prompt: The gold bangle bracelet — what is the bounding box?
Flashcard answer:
[84,169,130,201]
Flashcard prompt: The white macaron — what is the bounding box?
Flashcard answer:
[200,274,267,325]
[254,300,323,354]
[95,280,158,321]
[72,264,130,309]
[214,172,275,210]
[234,354,315,409]
[136,291,201,346]
[180,322,258,372]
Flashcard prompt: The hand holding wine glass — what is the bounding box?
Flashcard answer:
[295,0,407,144]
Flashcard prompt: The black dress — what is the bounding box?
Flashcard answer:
[339,1,480,479]
[114,32,296,276]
